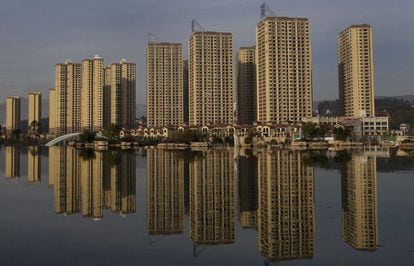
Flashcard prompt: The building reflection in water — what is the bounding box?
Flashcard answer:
[147,148,184,235]
[5,146,20,178]
[237,149,258,229]
[53,146,81,215]
[106,151,137,216]
[27,146,41,183]
[190,148,235,245]
[341,152,378,250]
[49,146,136,220]
[257,149,314,262]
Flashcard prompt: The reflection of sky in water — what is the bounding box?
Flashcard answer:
[0,146,413,266]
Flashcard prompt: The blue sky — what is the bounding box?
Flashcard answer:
[0,0,413,104]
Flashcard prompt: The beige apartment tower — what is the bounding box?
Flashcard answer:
[103,66,112,127]
[338,24,375,117]
[256,16,313,123]
[110,59,136,128]
[28,92,41,126]
[189,31,234,126]
[237,46,256,124]
[82,55,104,131]
[55,61,81,135]
[183,60,189,124]
[6,96,21,134]
[147,42,184,128]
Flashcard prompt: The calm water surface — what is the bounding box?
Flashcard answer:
[0,146,413,266]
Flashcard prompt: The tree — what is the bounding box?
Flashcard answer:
[28,120,40,135]
[102,123,120,140]
[333,127,351,141]
[79,130,96,143]
[302,123,318,139]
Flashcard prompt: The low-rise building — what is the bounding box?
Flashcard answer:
[361,117,389,136]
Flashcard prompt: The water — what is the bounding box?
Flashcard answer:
[0,145,413,266]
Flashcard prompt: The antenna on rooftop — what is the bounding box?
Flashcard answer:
[148,32,159,44]
[260,3,276,19]
[191,19,206,32]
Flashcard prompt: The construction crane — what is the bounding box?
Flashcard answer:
[191,19,206,32]
[148,32,159,44]
[260,3,276,19]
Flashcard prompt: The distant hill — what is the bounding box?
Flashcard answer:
[376,95,414,102]
[317,95,414,130]
[316,95,414,116]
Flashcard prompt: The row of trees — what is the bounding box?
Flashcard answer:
[302,123,351,141]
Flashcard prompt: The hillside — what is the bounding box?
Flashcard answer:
[317,95,414,130]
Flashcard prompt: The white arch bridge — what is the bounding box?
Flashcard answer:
[45,132,107,146]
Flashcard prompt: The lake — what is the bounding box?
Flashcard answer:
[0,146,413,266]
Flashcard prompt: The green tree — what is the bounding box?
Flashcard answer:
[102,123,121,140]
[333,127,351,141]
[79,130,96,143]
[302,123,317,139]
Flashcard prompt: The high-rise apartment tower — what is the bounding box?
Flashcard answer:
[256,16,313,123]
[147,42,184,128]
[338,24,375,117]
[81,55,104,131]
[110,59,136,128]
[237,46,256,124]
[6,96,21,134]
[28,91,41,133]
[55,61,81,135]
[189,30,234,126]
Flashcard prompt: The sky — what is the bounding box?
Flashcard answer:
[0,0,413,105]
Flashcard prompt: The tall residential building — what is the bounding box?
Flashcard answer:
[147,149,184,235]
[256,16,313,123]
[28,92,42,127]
[82,55,104,131]
[146,42,184,128]
[189,31,234,126]
[183,60,189,124]
[103,66,112,127]
[237,46,256,124]
[5,96,21,134]
[110,59,136,128]
[55,61,81,135]
[258,150,314,261]
[341,153,378,250]
[49,88,57,135]
[27,146,41,183]
[338,24,375,117]
[190,149,235,245]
